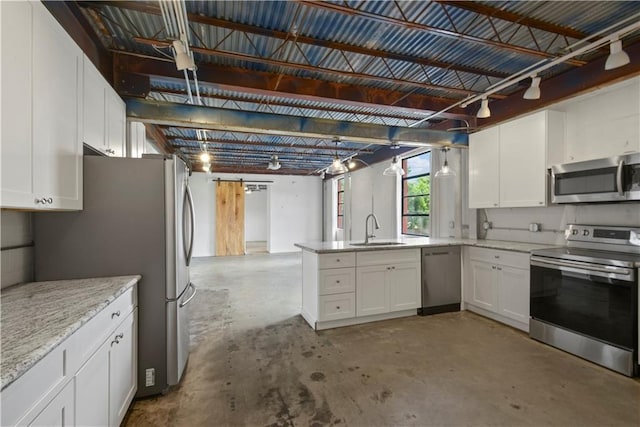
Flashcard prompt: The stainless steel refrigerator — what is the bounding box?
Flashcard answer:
[34,155,196,397]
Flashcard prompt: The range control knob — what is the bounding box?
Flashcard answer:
[571,229,579,235]
[583,230,590,237]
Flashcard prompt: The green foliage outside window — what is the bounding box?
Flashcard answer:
[402,152,430,236]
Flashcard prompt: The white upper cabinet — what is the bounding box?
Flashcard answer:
[468,126,500,208]
[1,1,83,210]
[128,121,147,158]
[564,78,640,163]
[83,56,126,157]
[469,110,565,209]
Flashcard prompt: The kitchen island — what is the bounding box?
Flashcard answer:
[295,238,555,330]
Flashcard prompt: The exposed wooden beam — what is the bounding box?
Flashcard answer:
[113,53,472,121]
[435,1,588,41]
[164,136,376,154]
[296,0,586,67]
[125,98,469,147]
[78,0,509,79]
[475,41,640,128]
[133,37,489,98]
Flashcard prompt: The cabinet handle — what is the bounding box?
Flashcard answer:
[391,266,396,270]
[497,267,502,271]
[111,310,121,318]
[493,203,498,207]
[336,258,340,262]
[492,266,496,270]
[46,197,53,204]
[35,198,46,204]
[336,280,340,284]
[111,332,124,346]
[336,306,341,310]
[105,148,115,155]
[494,255,500,259]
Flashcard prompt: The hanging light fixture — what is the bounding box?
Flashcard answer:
[327,139,347,174]
[199,151,210,163]
[383,156,405,176]
[605,38,630,70]
[523,76,541,100]
[267,155,281,170]
[348,157,357,169]
[435,147,456,178]
[201,162,211,172]
[477,97,490,118]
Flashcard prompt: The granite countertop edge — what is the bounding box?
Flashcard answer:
[294,238,558,254]
[1,275,141,391]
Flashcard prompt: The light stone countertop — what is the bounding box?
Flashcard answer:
[1,275,140,391]
[294,237,558,254]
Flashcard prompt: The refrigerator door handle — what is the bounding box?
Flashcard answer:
[179,282,197,308]
[183,185,196,266]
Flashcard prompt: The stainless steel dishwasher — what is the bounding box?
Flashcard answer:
[418,246,461,316]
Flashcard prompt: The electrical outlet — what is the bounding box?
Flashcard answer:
[145,368,155,387]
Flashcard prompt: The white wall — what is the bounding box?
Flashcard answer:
[190,172,322,255]
[244,190,267,241]
[1,211,34,288]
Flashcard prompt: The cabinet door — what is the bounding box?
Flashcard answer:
[499,112,547,207]
[356,266,388,316]
[110,310,137,427]
[75,340,109,427]
[469,127,500,208]
[106,88,126,157]
[497,266,530,325]
[32,2,83,210]
[28,380,75,427]
[469,261,497,311]
[83,57,107,152]
[388,263,421,312]
[1,1,35,208]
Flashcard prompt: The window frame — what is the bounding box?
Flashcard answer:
[401,151,431,237]
[336,177,344,230]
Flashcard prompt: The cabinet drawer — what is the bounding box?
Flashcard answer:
[319,268,355,295]
[468,247,529,269]
[318,252,355,269]
[356,248,420,267]
[318,293,356,321]
[67,286,137,375]
[1,342,69,426]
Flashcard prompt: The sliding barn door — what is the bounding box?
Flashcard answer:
[216,182,245,256]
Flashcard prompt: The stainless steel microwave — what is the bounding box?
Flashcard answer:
[551,152,640,203]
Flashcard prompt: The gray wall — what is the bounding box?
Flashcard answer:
[1,211,34,288]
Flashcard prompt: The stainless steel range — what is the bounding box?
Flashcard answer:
[530,224,640,376]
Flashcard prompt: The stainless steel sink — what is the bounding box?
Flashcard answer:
[350,241,406,247]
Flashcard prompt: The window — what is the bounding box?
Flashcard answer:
[337,177,344,229]
[401,152,431,236]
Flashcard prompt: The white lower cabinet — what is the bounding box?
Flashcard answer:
[1,285,138,427]
[464,247,530,331]
[76,309,137,427]
[29,379,75,427]
[301,248,421,330]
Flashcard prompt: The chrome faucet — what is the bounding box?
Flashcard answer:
[364,213,380,244]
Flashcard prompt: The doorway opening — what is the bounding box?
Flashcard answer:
[244,184,269,254]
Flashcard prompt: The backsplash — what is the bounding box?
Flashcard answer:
[1,211,34,288]
[483,203,640,244]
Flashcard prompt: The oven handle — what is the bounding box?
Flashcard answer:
[531,256,634,282]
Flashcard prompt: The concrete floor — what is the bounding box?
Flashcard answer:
[124,252,640,426]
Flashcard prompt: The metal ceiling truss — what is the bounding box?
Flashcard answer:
[59,1,640,175]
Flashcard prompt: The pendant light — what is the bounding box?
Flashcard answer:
[523,76,541,100]
[605,38,630,70]
[477,97,490,118]
[383,156,404,176]
[327,139,347,175]
[267,155,281,170]
[435,148,456,178]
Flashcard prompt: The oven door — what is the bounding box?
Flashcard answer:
[530,256,637,350]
